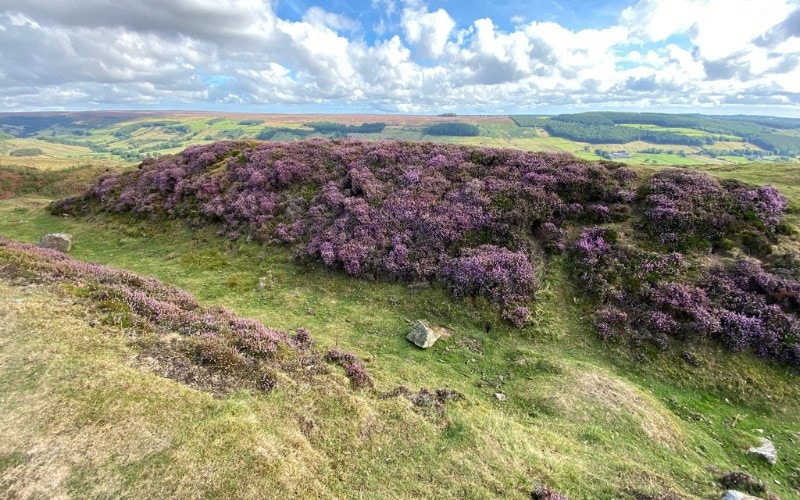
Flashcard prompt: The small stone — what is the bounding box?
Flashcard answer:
[406,320,440,349]
[721,491,760,500]
[257,277,268,290]
[748,437,777,465]
[494,393,507,402]
[38,233,72,253]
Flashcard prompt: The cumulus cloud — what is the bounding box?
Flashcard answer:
[1,0,799,113]
[302,7,359,33]
[400,4,455,58]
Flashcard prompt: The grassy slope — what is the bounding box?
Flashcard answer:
[1,159,799,497]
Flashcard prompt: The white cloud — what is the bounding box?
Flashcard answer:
[302,7,359,33]
[622,0,796,60]
[401,5,455,58]
[1,0,800,112]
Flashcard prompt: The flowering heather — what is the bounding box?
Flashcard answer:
[536,222,566,254]
[641,170,786,250]
[0,237,379,387]
[567,225,800,365]
[50,139,794,350]
[531,484,568,500]
[52,139,638,324]
[324,348,374,388]
[733,184,787,233]
[443,245,536,326]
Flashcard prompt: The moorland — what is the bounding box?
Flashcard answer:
[1,111,800,498]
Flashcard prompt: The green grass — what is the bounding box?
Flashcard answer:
[2,137,800,497]
[2,192,800,497]
[634,153,706,166]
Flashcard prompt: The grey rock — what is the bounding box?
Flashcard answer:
[406,320,439,349]
[748,437,777,465]
[494,393,507,402]
[721,490,761,500]
[39,233,72,253]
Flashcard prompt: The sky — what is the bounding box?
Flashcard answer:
[1,0,800,116]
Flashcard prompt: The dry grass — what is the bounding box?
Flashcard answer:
[0,156,126,172]
[573,370,684,448]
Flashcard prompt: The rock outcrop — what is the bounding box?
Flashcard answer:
[38,233,72,253]
[748,437,777,465]
[406,320,439,349]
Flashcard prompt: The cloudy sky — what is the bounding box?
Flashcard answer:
[1,0,799,115]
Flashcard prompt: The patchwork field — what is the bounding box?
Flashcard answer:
[3,111,798,168]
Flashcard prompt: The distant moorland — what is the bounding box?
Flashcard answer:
[1,111,799,169]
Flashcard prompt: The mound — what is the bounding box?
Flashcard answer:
[50,139,799,365]
[51,139,636,325]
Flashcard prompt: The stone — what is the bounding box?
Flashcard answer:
[721,491,761,500]
[494,393,507,402]
[406,320,440,349]
[748,437,777,465]
[39,233,72,253]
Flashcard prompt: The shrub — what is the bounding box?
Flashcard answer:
[324,348,373,388]
[49,138,795,351]
[54,139,635,325]
[443,245,537,325]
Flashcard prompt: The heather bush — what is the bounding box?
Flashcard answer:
[536,222,566,254]
[531,483,568,500]
[54,139,640,324]
[324,348,374,388]
[595,307,628,341]
[641,170,788,251]
[733,184,787,233]
[443,245,536,325]
[641,170,734,249]
[0,237,377,390]
[49,138,796,350]
[576,243,800,365]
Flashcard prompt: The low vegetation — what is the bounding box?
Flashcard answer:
[51,139,798,369]
[9,148,43,157]
[0,236,372,395]
[513,112,800,157]
[2,123,800,497]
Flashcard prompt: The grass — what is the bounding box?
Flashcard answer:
[1,147,800,497]
[1,196,799,498]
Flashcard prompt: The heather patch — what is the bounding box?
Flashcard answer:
[570,227,800,366]
[0,236,373,394]
[49,139,796,366]
[51,139,636,324]
[641,170,787,251]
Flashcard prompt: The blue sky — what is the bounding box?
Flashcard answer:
[1,0,799,115]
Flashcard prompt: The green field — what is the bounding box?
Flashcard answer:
[3,111,798,168]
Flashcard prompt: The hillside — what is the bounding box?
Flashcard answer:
[2,137,800,497]
[2,111,799,171]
